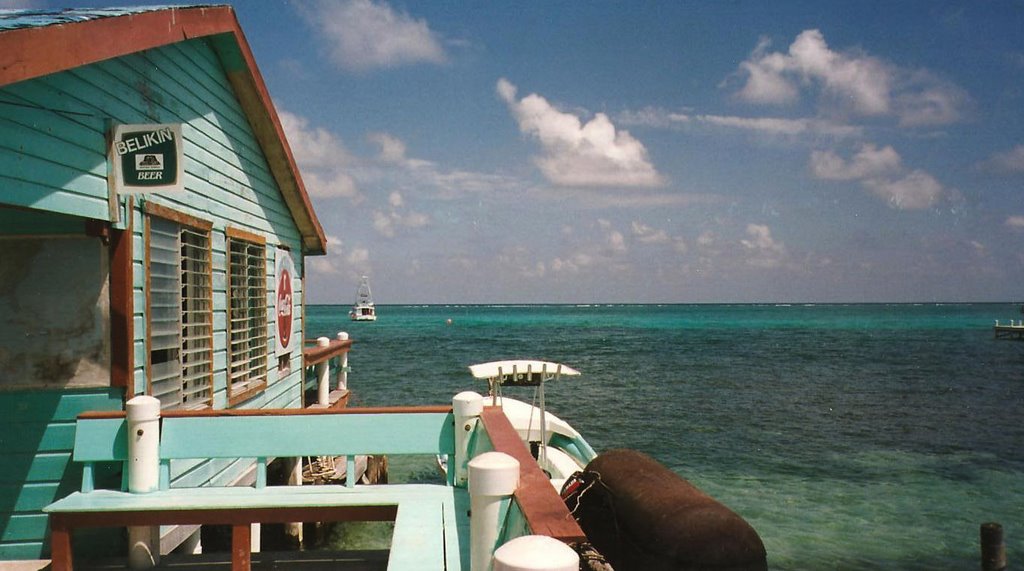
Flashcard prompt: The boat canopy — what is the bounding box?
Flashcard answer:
[468,360,579,387]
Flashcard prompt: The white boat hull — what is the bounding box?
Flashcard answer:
[350,313,377,321]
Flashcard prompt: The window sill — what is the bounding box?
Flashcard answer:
[226,382,266,407]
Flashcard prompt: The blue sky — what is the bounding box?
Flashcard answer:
[29,1,1024,303]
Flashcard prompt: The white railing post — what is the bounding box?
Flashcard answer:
[315,336,330,406]
[469,452,519,571]
[493,535,579,571]
[452,392,483,487]
[337,331,349,391]
[126,395,161,568]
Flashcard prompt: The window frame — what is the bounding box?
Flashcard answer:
[144,203,214,410]
[225,226,269,406]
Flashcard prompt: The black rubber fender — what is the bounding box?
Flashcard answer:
[568,448,767,571]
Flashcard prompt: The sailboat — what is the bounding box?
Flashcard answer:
[348,275,377,321]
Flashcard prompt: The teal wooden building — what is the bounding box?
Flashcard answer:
[0,6,327,559]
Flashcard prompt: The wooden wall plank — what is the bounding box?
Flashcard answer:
[0,389,123,422]
[0,540,45,560]
[3,513,50,542]
[0,453,71,485]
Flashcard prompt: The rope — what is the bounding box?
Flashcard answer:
[570,541,615,571]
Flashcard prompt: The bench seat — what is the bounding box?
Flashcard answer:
[45,484,470,571]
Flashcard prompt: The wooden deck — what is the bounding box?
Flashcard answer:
[47,485,469,571]
[993,322,1024,340]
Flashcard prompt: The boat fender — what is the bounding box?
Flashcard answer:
[565,449,767,571]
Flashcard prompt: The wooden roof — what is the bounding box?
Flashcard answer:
[0,5,327,255]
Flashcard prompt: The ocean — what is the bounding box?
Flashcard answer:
[306,303,1023,570]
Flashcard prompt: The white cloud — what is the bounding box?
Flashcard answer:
[497,78,664,188]
[699,114,862,138]
[979,145,1024,173]
[740,224,787,268]
[300,0,446,71]
[362,132,524,199]
[368,132,409,164]
[310,235,371,276]
[894,70,971,127]
[733,29,969,126]
[862,170,944,210]
[347,247,370,265]
[372,211,395,238]
[618,107,861,139]
[496,247,547,279]
[1004,216,1024,230]
[301,170,360,200]
[280,110,353,168]
[809,144,901,181]
[631,221,670,244]
[372,207,429,238]
[550,253,595,274]
[810,143,945,210]
[279,110,360,199]
[736,37,801,104]
[607,230,627,254]
[372,189,430,239]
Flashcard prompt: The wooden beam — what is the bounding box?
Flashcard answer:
[302,338,353,367]
[109,211,133,389]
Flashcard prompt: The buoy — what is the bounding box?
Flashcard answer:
[566,449,767,571]
[447,318,453,325]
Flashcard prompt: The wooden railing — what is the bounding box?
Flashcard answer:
[303,336,353,407]
[479,406,587,544]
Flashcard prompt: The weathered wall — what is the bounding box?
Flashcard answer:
[0,237,110,390]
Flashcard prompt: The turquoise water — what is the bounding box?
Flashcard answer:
[307,303,1023,570]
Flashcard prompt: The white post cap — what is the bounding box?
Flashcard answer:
[493,535,579,571]
[316,336,330,347]
[126,395,161,420]
[453,391,484,417]
[337,331,349,341]
[468,452,519,497]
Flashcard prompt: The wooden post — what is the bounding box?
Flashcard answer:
[49,518,73,571]
[232,523,251,571]
[981,522,1006,571]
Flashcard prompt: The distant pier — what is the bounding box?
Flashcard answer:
[993,320,1024,340]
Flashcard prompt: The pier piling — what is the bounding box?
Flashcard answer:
[981,522,1007,571]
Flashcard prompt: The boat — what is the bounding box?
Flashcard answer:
[460,360,596,490]
[348,275,377,321]
[439,359,769,571]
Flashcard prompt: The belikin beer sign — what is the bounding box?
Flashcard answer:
[111,123,184,194]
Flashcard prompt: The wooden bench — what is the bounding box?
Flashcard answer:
[44,406,464,571]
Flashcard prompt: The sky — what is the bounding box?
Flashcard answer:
[21,1,1024,303]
